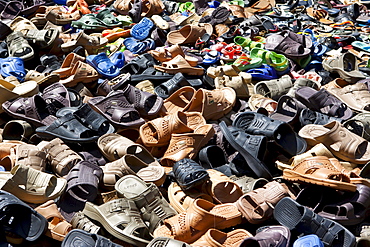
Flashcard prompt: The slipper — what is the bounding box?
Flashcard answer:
[154,55,204,75]
[130,17,154,40]
[299,121,370,164]
[86,52,120,79]
[6,31,34,61]
[233,111,307,157]
[0,57,26,82]
[248,94,277,114]
[109,51,125,68]
[71,14,107,31]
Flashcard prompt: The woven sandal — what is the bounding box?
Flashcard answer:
[153,198,242,243]
[39,138,82,177]
[0,164,67,204]
[167,182,214,213]
[35,200,72,241]
[83,198,151,247]
[115,175,177,233]
[236,181,296,224]
[70,211,100,234]
[139,111,206,147]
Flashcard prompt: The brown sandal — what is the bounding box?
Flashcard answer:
[161,124,215,166]
[163,86,196,115]
[35,200,72,241]
[153,198,242,243]
[167,181,214,213]
[148,44,198,66]
[186,87,236,121]
[154,55,204,75]
[139,111,206,147]
[192,228,253,247]
[38,138,82,177]
[283,156,358,192]
[236,181,296,224]
[16,144,46,171]
[59,61,100,87]
[53,53,85,79]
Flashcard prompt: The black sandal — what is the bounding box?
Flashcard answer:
[172,158,210,190]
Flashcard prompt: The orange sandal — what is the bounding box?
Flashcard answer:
[102,27,131,41]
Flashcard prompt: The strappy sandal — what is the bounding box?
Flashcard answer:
[15,144,46,171]
[172,158,209,190]
[154,55,204,75]
[83,198,151,247]
[23,28,59,49]
[115,175,177,233]
[163,86,196,115]
[70,211,100,234]
[153,199,242,243]
[236,181,296,224]
[6,31,34,61]
[39,138,82,177]
[88,91,145,129]
[139,111,205,147]
[35,200,72,241]
[0,164,67,204]
[59,61,100,87]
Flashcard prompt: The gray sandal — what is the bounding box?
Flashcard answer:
[6,31,34,61]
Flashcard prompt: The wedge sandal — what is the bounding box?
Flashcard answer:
[83,198,151,247]
[115,175,177,233]
[274,197,356,247]
[153,198,242,243]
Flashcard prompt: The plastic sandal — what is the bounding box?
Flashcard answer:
[115,175,177,233]
[71,14,107,31]
[233,112,307,157]
[153,198,242,243]
[240,225,291,247]
[0,164,67,204]
[15,144,46,171]
[83,198,151,247]
[274,197,356,247]
[130,17,154,40]
[148,44,198,66]
[193,228,252,247]
[2,120,34,142]
[0,190,47,241]
[62,229,122,247]
[60,31,108,53]
[253,75,293,100]
[0,57,26,82]
[123,37,148,54]
[6,32,34,61]
[154,55,204,75]
[102,27,130,41]
[35,200,72,241]
[203,50,220,65]
[162,86,196,114]
[139,111,205,147]
[233,53,262,71]
[293,234,323,247]
[70,212,100,234]
[23,28,59,49]
[95,9,121,27]
[248,94,277,114]
[172,158,209,190]
[86,52,120,79]
[247,64,278,80]
[147,237,192,247]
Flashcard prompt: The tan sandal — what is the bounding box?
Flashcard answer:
[248,94,278,114]
[139,111,206,147]
[163,86,196,115]
[203,169,243,204]
[153,198,242,243]
[186,87,236,121]
[215,73,251,99]
[192,228,253,247]
[167,182,213,213]
[167,23,213,45]
[35,200,72,241]
[25,70,60,87]
[283,156,357,192]
[61,31,108,53]
[70,211,100,234]
[52,52,85,79]
[59,61,100,87]
[148,44,198,66]
[0,164,67,204]
[161,124,215,166]
[16,144,46,171]
[98,133,160,166]
[236,181,296,224]
[113,0,134,14]
[38,138,82,177]
[154,55,204,75]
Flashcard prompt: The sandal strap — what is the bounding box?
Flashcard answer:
[70,211,100,234]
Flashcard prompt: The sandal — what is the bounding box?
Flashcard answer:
[86,52,120,79]
[147,237,192,247]
[35,200,72,241]
[70,212,100,234]
[15,144,46,171]
[185,87,236,121]
[192,228,253,247]
[236,181,295,224]
[39,138,82,177]
[248,94,277,114]
[0,164,67,204]
[153,199,242,243]
[295,87,353,120]
[274,197,356,247]
[115,175,177,233]
[163,86,196,115]
[83,198,151,247]
[2,95,57,127]
[148,44,198,66]
[96,9,120,27]
[343,113,370,142]
[2,120,34,142]
[59,61,100,87]
[0,190,47,241]
[61,31,108,54]
[299,121,370,164]
[253,75,293,100]
[172,158,209,190]
[139,111,206,147]
[6,31,34,61]
[155,55,204,75]
[167,181,213,213]
[58,161,102,221]
[71,13,107,31]
[233,111,307,157]
[23,28,59,49]
[62,229,121,247]
[230,175,269,194]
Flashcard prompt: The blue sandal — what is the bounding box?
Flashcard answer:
[247,64,277,80]
[130,17,154,40]
[86,52,120,79]
[0,57,26,82]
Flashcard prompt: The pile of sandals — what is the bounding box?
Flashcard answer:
[2,0,370,246]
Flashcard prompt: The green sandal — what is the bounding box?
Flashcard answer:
[178,2,195,12]
[233,53,262,71]
[234,36,264,50]
[71,14,107,31]
[96,9,121,28]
